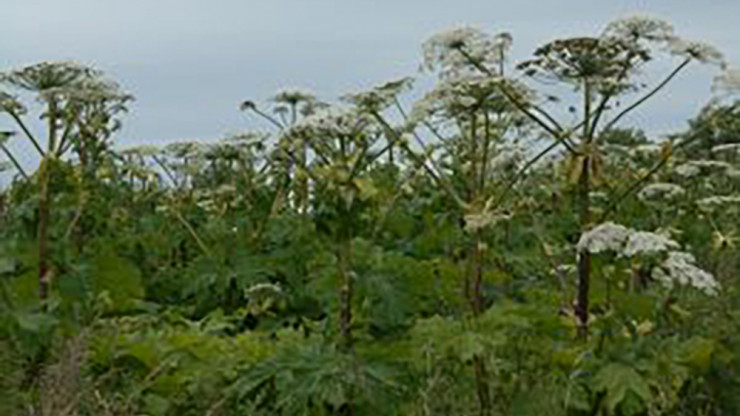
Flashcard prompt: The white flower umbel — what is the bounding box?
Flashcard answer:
[675,160,731,177]
[1,61,100,92]
[602,15,675,44]
[713,68,740,93]
[727,169,740,180]
[669,38,725,66]
[422,26,511,76]
[288,106,367,137]
[577,222,631,254]
[712,143,740,156]
[630,144,662,157]
[271,88,316,105]
[653,251,720,296]
[342,77,413,112]
[0,92,26,114]
[623,231,680,257]
[675,163,700,178]
[637,182,686,202]
[164,141,204,158]
[579,224,720,296]
[405,72,514,127]
[696,195,740,213]
[578,223,680,258]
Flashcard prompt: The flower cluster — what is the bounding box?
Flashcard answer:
[406,73,512,125]
[674,160,731,177]
[652,251,720,296]
[271,88,316,106]
[622,231,680,256]
[602,15,675,45]
[576,222,631,254]
[727,169,740,180]
[342,77,413,112]
[696,195,740,213]
[271,88,322,118]
[578,222,680,257]
[578,222,719,295]
[164,140,204,159]
[669,39,725,66]
[5,62,129,106]
[1,61,99,92]
[712,143,740,156]
[713,68,740,93]
[422,26,511,76]
[637,182,685,202]
[629,144,662,157]
[287,106,369,137]
[0,92,26,114]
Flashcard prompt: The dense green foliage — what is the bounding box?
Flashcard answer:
[1,15,739,416]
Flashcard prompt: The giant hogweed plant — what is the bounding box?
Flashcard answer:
[240,88,325,214]
[0,14,739,416]
[423,16,728,339]
[0,62,131,302]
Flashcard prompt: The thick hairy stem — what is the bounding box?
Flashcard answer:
[337,226,355,416]
[576,254,591,338]
[576,158,591,338]
[38,100,59,303]
[471,230,491,415]
[388,134,394,165]
[469,112,478,201]
[296,137,309,213]
[338,233,354,352]
[479,112,491,191]
[471,231,485,315]
[576,81,592,339]
[38,164,51,302]
[473,354,492,416]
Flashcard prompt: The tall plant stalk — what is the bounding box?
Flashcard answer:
[575,80,593,337]
[37,99,57,302]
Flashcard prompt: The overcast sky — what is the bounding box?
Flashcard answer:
[1,0,739,159]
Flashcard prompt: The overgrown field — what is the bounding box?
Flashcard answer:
[1,16,740,416]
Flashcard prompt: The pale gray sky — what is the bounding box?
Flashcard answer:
[1,0,739,160]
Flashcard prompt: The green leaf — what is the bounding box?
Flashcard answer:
[593,363,651,415]
[678,337,715,371]
[10,271,39,308]
[14,311,57,334]
[353,177,379,200]
[614,293,654,320]
[125,341,160,370]
[91,250,144,304]
[0,257,15,275]
[143,393,170,416]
